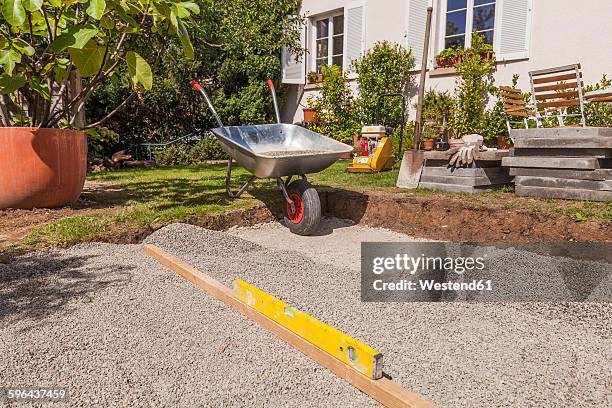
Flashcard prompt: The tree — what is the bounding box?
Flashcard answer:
[0,0,199,128]
[87,0,302,148]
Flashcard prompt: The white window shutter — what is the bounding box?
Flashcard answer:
[344,5,364,73]
[406,0,428,70]
[496,0,532,61]
[281,22,306,84]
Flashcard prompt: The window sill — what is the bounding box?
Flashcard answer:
[429,66,457,77]
[304,83,322,90]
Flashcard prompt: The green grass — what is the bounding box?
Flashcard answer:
[10,160,612,252]
[18,161,399,250]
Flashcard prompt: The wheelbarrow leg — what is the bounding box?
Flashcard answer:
[226,159,256,198]
[277,177,295,212]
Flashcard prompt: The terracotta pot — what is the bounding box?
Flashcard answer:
[303,108,315,123]
[0,127,87,209]
[497,135,513,150]
[422,139,435,151]
[316,73,324,83]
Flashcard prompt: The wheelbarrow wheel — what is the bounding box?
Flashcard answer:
[282,179,320,236]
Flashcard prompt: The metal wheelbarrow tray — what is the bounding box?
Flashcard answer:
[192,79,352,235]
[212,124,351,178]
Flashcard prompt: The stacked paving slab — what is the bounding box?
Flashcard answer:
[418,149,513,193]
[502,127,612,201]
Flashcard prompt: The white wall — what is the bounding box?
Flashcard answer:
[284,0,612,123]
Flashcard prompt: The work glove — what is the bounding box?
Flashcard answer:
[448,143,487,168]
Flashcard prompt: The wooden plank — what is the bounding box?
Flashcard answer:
[515,176,612,191]
[509,167,612,181]
[421,166,507,178]
[515,185,612,201]
[532,73,580,84]
[536,99,581,109]
[144,244,436,408]
[512,148,612,158]
[513,136,612,149]
[503,98,526,106]
[233,280,383,379]
[529,64,580,76]
[502,156,601,169]
[535,91,579,100]
[499,86,521,94]
[534,82,581,93]
[420,174,513,187]
[505,110,530,117]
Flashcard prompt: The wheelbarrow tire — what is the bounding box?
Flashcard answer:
[282,179,320,236]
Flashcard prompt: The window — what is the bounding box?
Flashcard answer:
[314,13,344,73]
[444,0,496,49]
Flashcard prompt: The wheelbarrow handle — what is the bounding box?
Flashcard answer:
[267,79,282,125]
[191,80,224,128]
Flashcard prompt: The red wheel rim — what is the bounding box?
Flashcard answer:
[286,192,304,224]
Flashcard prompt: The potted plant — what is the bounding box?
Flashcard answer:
[307,71,318,84]
[421,127,437,151]
[0,0,198,209]
[435,47,460,68]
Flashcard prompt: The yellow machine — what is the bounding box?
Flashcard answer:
[346,125,395,173]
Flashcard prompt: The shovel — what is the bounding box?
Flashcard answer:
[396,6,432,189]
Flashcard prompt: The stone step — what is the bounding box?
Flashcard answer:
[509,167,612,181]
[513,136,612,149]
[417,182,507,193]
[420,174,514,187]
[515,185,612,202]
[512,148,612,158]
[515,176,612,191]
[510,127,612,139]
[422,166,508,178]
[502,156,606,169]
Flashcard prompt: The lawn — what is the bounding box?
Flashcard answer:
[5,161,611,254]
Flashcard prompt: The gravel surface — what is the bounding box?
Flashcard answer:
[1,218,610,407]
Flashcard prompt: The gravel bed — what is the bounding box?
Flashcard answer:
[257,150,327,157]
[0,219,610,407]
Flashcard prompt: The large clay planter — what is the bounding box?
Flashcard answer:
[0,127,87,209]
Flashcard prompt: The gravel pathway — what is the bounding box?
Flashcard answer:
[0,218,610,407]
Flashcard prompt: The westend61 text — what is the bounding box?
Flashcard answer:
[372,279,493,292]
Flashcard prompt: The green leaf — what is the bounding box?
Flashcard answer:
[0,49,22,75]
[0,73,25,93]
[100,15,114,29]
[177,20,194,60]
[178,2,199,14]
[2,0,26,27]
[86,0,106,20]
[13,38,35,56]
[29,77,50,100]
[47,0,61,6]
[68,40,105,77]
[125,51,152,90]
[50,25,99,53]
[23,0,42,11]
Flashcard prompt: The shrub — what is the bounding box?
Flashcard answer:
[353,41,416,128]
[422,90,455,141]
[307,65,359,144]
[449,31,496,137]
[153,136,228,165]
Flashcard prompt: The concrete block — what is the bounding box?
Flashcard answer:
[417,182,506,193]
[516,185,612,202]
[510,127,612,140]
[512,148,612,158]
[502,156,601,169]
[509,168,612,181]
[513,136,612,149]
[421,166,508,177]
[420,174,514,187]
[515,176,612,191]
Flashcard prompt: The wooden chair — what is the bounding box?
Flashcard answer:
[528,63,587,127]
[499,86,536,133]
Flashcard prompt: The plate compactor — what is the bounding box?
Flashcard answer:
[346,125,395,173]
[346,93,406,174]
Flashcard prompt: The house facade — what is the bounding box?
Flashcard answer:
[280,0,612,123]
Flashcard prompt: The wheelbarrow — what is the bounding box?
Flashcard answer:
[191,79,353,235]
